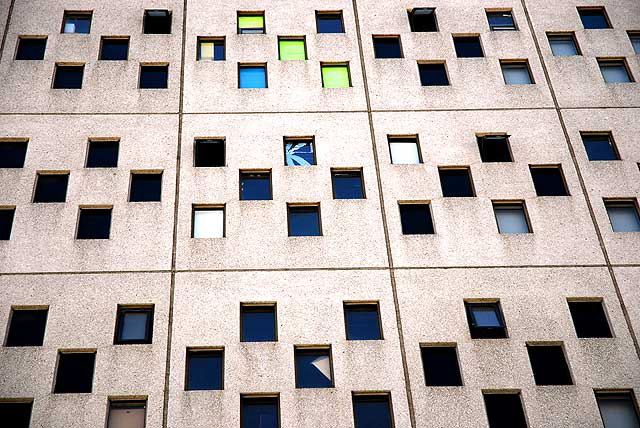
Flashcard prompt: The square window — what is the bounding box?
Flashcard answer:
[399,203,434,235]
[388,136,421,164]
[239,64,267,88]
[483,393,528,428]
[198,38,225,61]
[596,391,640,428]
[16,37,46,60]
[418,62,449,86]
[238,13,265,34]
[605,200,640,232]
[129,173,162,202]
[568,300,612,338]
[186,349,224,390]
[578,7,611,29]
[279,38,306,60]
[0,209,15,240]
[465,302,507,339]
[547,34,580,56]
[316,11,344,34]
[526,344,573,385]
[0,140,28,168]
[33,173,68,203]
[321,63,350,88]
[140,64,168,89]
[353,393,393,428]
[477,135,512,162]
[114,306,153,345]
[0,401,32,428]
[5,308,48,346]
[581,133,619,161]
[530,166,568,196]
[408,8,438,32]
[53,64,84,89]
[77,208,112,239]
[373,36,403,59]
[285,138,316,166]
[54,351,96,393]
[598,59,633,83]
[240,171,272,200]
[439,168,474,197]
[501,61,533,85]
[421,345,462,386]
[107,400,146,428]
[62,12,92,34]
[192,207,224,238]
[295,347,333,388]
[100,38,129,60]
[453,35,484,58]
[493,202,531,234]
[630,32,640,54]
[288,205,321,237]
[241,395,279,428]
[86,140,119,168]
[144,10,172,34]
[195,139,225,167]
[332,170,365,199]
[344,303,382,340]
[241,304,277,342]
[486,11,516,31]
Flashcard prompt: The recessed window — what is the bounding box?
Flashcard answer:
[114,306,153,345]
[408,8,438,32]
[195,139,225,167]
[477,135,512,162]
[316,11,344,33]
[486,11,516,31]
[0,140,28,168]
[596,391,640,428]
[389,136,421,164]
[418,62,449,86]
[107,400,146,428]
[493,202,531,234]
[453,35,484,58]
[0,208,15,240]
[581,133,619,161]
[198,37,225,61]
[186,348,224,390]
[399,203,434,235]
[321,63,350,88]
[5,308,48,346]
[547,34,580,56]
[100,37,129,61]
[598,59,633,83]
[295,347,333,388]
[526,344,573,385]
[279,37,306,60]
[241,395,279,428]
[332,169,365,199]
[288,204,321,236]
[465,301,507,339]
[344,303,382,340]
[54,351,96,393]
[77,208,112,239]
[192,207,224,238]
[353,393,393,428]
[139,64,168,89]
[129,173,162,202]
[605,199,640,232]
[62,12,92,34]
[238,13,265,34]
[16,37,46,60]
[483,392,528,428]
[284,137,315,166]
[421,345,462,386]
[373,36,403,59]
[241,304,277,342]
[578,7,611,29]
[629,32,640,54]
[501,61,533,85]
[568,300,612,338]
[439,168,475,197]
[144,10,172,34]
[33,173,68,203]
[240,171,272,200]
[53,64,84,89]
[239,64,267,88]
[0,401,33,428]
[86,140,119,168]
[530,166,568,196]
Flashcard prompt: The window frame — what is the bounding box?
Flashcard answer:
[185,347,225,391]
[315,11,345,34]
[485,9,517,31]
[604,198,640,232]
[237,11,266,34]
[331,168,366,199]
[294,345,335,389]
[577,7,612,30]
[492,200,532,234]
[238,63,268,89]
[278,36,307,61]
[61,11,92,34]
[580,131,620,161]
[320,62,352,88]
[240,303,278,342]
[388,135,423,164]
[287,203,322,237]
[113,305,154,345]
[240,394,281,428]
[191,205,225,238]
[284,136,316,166]
[546,32,581,56]
[465,300,508,339]
[352,392,395,428]
[107,398,147,428]
[197,37,225,61]
[597,57,634,83]
[343,301,384,341]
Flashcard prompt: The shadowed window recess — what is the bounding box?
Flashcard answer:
[316,11,344,33]
[493,202,531,234]
[581,133,619,161]
[62,12,91,34]
[192,207,224,238]
[547,34,580,56]
[195,139,225,167]
[568,300,612,338]
[241,304,277,342]
[419,62,449,86]
[373,36,403,58]
[0,140,28,168]
[630,32,640,54]
[399,203,434,235]
[100,38,129,60]
[486,11,516,31]
[198,38,225,61]
[321,63,350,88]
[409,8,438,32]
[239,64,267,88]
[596,391,640,428]
[288,205,321,236]
[501,61,533,85]
[53,64,84,89]
[77,208,112,239]
[33,173,68,203]
[0,208,15,240]
[107,400,146,428]
[478,135,512,162]
[598,59,633,83]
[439,168,475,197]
[54,351,96,393]
[285,138,315,166]
[0,401,33,428]
[526,344,573,385]
[5,308,48,346]
[332,170,365,199]
[483,392,528,428]
[530,166,569,196]
[186,349,224,390]
[86,140,119,168]
[353,393,394,428]
[241,395,279,428]
[16,37,46,60]
[139,64,168,88]
[344,303,382,340]
[453,36,484,57]
[279,38,306,60]
[605,200,640,232]
[114,306,154,344]
[240,171,272,200]
[129,172,162,202]
[421,345,463,386]
[144,10,172,34]
[465,302,507,338]
[238,13,265,34]
[578,7,611,29]
[295,347,333,388]
[389,136,421,164]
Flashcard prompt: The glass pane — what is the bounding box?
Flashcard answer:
[279,40,305,60]
[419,63,449,86]
[101,39,128,60]
[322,65,349,88]
[439,169,474,197]
[502,65,532,84]
[16,38,47,60]
[64,16,91,34]
[187,352,223,390]
[598,395,640,428]
[389,141,420,164]
[242,397,278,428]
[495,206,529,233]
[579,10,609,29]
[129,174,162,201]
[285,142,315,166]
[108,406,145,428]
[374,38,402,58]
[487,12,515,30]
[607,205,640,232]
[242,307,276,342]
[199,42,214,60]
[317,14,343,33]
[631,35,640,54]
[239,66,266,88]
[139,66,168,89]
[600,64,631,83]
[332,172,364,199]
[454,37,483,57]
[582,135,617,160]
[238,16,264,29]
[549,38,578,56]
[471,306,502,327]
[121,312,148,341]
[353,396,393,428]
[288,207,320,236]
[345,305,381,340]
[193,209,224,238]
[399,204,434,235]
[296,350,332,388]
[241,173,271,200]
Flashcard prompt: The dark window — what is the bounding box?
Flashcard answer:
[240,171,272,200]
[33,174,68,203]
[77,208,111,239]
[195,139,225,167]
[568,301,612,338]
[419,63,449,86]
[548,34,580,56]
[465,302,507,339]
[295,347,333,388]
[399,204,434,235]
[129,173,162,202]
[478,135,512,162]
[62,12,91,34]
[0,401,32,428]
[239,64,267,88]
[198,38,225,61]
[501,61,533,85]
[316,12,344,33]
[86,140,119,168]
[285,138,316,166]
[453,36,484,58]
[53,64,83,89]
[630,32,640,54]
[373,36,403,59]
[241,304,276,342]
[409,8,437,32]
[238,13,265,34]
[100,38,129,60]
[598,59,633,83]
[0,209,15,240]
[483,393,528,428]
[530,166,568,196]
[54,352,96,393]
[288,205,321,236]
[5,308,48,346]
[114,306,154,345]
[140,65,168,89]
[439,168,474,197]
[353,394,393,428]
[421,346,462,386]
[107,400,146,428]
[578,7,611,29]
[0,140,28,168]
[493,202,531,234]
[487,11,516,31]
[581,133,619,161]
[186,349,224,390]
[526,344,573,385]
[332,170,364,199]
[605,200,640,232]
[596,391,640,428]
[344,303,382,340]
[16,37,46,60]
[144,10,172,34]
[241,395,279,428]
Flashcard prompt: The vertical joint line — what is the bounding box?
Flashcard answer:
[0,0,16,62]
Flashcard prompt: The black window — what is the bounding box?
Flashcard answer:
[139,64,168,89]
[62,12,91,34]
[568,301,612,338]
[100,37,129,60]
[453,36,484,58]
[86,140,119,168]
[54,351,96,393]
[353,393,393,428]
[197,38,225,61]
[114,306,154,344]
[526,344,573,385]
[33,173,68,203]
[478,135,512,162]
[530,166,568,196]
[332,170,365,199]
[107,400,147,428]
[409,8,437,32]
[0,401,32,428]
[483,393,528,428]
[344,303,382,340]
[0,140,28,168]
[578,7,611,29]
[288,205,321,236]
[16,37,46,60]
[581,133,619,161]
[316,11,344,33]
[295,347,333,388]
[439,168,474,197]
[240,171,272,200]
[596,391,640,428]
[144,10,172,34]
[5,308,48,346]
[241,395,279,428]
[77,208,112,239]
[129,173,162,202]
[486,11,516,31]
[0,209,15,240]
[418,63,449,86]
[373,36,403,59]
[465,302,507,339]
[53,64,83,89]
[195,139,225,167]
[241,304,277,342]
[399,203,434,235]
[421,346,462,386]
[186,349,224,390]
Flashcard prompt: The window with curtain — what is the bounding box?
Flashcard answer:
[501,61,533,84]
[279,38,306,60]
[285,138,315,166]
[192,207,224,238]
[107,400,146,428]
[238,14,265,34]
[388,136,421,164]
[198,38,225,61]
[239,64,267,88]
[321,64,350,88]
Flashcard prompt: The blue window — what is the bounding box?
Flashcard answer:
[53,64,84,89]
[285,138,315,166]
[439,168,475,197]
[332,170,365,199]
[241,304,277,342]
[486,11,516,31]
[295,347,333,388]
[581,133,619,161]
[186,349,224,390]
[353,394,393,428]
[100,38,129,60]
[373,36,402,59]
[239,65,267,88]
[465,302,507,339]
[240,171,272,200]
[316,12,344,33]
[578,7,611,29]
[453,36,484,58]
[241,396,279,428]
[345,303,382,340]
[140,65,168,89]
[419,63,449,86]
[62,12,92,34]
[288,205,321,236]
[16,38,46,60]
[115,306,153,344]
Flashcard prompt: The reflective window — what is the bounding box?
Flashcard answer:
[332,170,365,199]
[581,133,619,161]
[487,11,516,31]
[501,61,533,85]
[100,38,129,60]
[198,38,225,61]
[288,205,321,236]
[630,32,640,54]
[344,303,382,340]
[285,138,316,166]
[107,400,146,428]
[596,391,640,428]
[465,302,507,339]
[186,349,224,390]
[548,34,580,56]
[493,202,531,234]
[605,200,640,232]
[295,347,333,388]
[578,7,611,29]
[389,136,421,164]
[241,304,277,342]
[598,59,633,83]
[62,12,92,34]
[114,306,153,345]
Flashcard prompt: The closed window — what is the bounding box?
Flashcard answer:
[596,391,640,428]
[241,304,277,342]
[129,172,162,202]
[77,208,112,239]
[16,37,46,60]
[0,401,33,428]
[107,400,146,428]
[239,64,267,88]
[373,36,403,59]
[465,301,507,339]
[195,139,225,167]
[344,303,382,340]
[54,351,96,393]
[399,203,434,235]
[486,11,516,31]
[321,63,350,88]
[547,34,580,56]
[240,171,272,200]
[408,8,438,32]
[605,199,640,232]
[279,37,306,60]
[295,347,333,388]
[630,32,640,54]
[0,208,15,240]
[5,307,48,347]
[501,60,533,85]
[581,133,619,161]
[483,392,528,428]
[477,135,512,162]
[86,139,119,168]
[288,204,321,236]
[62,11,92,34]
[421,345,462,386]
[316,11,344,33]
[53,64,84,89]
[353,393,394,428]
[198,37,225,61]
[114,306,154,345]
[493,202,531,234]
[100,37,129,60]
[241,395,279,428]
[578,7,611,29]
[453,35,484,58]
[526,344,573,385]
[186,349,224,390]
[332,169,365,199]
[33,173,69,203]
[285,137,315,166]
[192,207,224,238]
[238,13,265,34]
[389,136,421,164]
[439,168,475,197]
[418,62,449,86]
[139,64,168,88]
[598,59,633,83]
[568,300,612,338]
[530,166,569,196]
[143,10,172,34]
[0,140,28,168]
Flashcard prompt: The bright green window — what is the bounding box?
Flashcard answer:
[321,64,350,88]
[279,39,306,60]
[238,15,265,33]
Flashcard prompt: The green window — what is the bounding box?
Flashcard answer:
[238,15,265,34]
[321,64,350,88]
[279,39,306,60]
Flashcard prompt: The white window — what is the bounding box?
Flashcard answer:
[388,136,421,164]
[605,200,640,232]
[494,202,531,234]
[193,207,224,238]
[501,61,533,85]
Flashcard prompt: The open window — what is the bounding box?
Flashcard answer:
[465,301,507,339]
